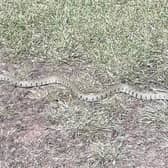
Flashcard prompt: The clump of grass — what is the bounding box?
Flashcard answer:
[0,1,167,75]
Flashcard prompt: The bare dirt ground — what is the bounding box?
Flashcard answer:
[1,60,168,168]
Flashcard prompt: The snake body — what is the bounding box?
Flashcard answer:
[0,74,168,102]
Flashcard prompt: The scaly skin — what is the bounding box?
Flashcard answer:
[0,74,168,102]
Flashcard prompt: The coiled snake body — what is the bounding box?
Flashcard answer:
[0,74,168,102]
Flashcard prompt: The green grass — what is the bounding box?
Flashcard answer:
[0,0,167,71]
[0,0,168,128]
[1,1,168,167]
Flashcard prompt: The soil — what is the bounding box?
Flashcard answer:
[0,60,168,168]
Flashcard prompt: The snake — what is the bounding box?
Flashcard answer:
[0,74,168,102]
